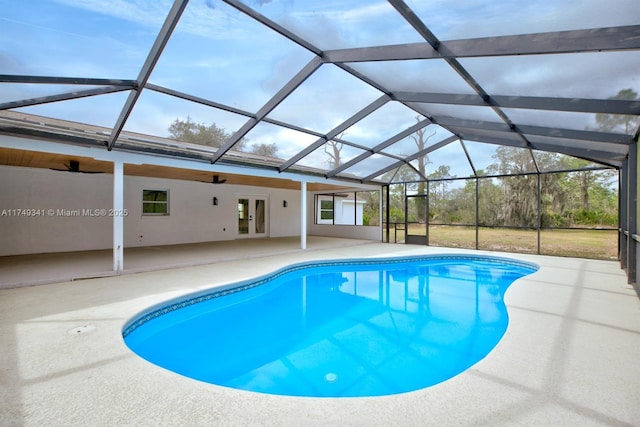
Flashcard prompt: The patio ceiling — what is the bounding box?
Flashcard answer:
[0,0,639,184]
[0,146,343,191]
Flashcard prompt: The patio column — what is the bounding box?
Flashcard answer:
[113,160,124,273]
[301,181,307,250]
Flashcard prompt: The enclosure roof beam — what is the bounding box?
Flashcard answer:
[458,140,478,176]
[531,142,623,168]
[106,0,188,150]
[0,86,130,111]
[147,83,331,140]
[435,116,633,145]
[363,135,457,181]
[323,25,640,63]
[459,132,623,166]
[222,0,323,56]
[456,133,527,149]
[0,75,136,86]
[279,94,391,172]
[389,0,534,154]
[147,83,254,119]
[326,119,432,178]
[387,0,440,48]
[395,92,640,116]
[210,56,324,164]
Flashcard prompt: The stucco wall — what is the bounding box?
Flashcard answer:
[308,223,381,240]
[307,193,381,240]
[0,166,113,255]
[0,166,302,256]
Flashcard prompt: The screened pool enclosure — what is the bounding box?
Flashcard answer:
[0,1,639,288]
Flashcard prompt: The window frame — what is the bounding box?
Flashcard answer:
[142,189,170,216]
[315,191,379,226]
[318,198,334,224]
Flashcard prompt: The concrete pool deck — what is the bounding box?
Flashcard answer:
[1,238,639,426]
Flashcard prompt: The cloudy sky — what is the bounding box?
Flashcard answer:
[1,0,639,178]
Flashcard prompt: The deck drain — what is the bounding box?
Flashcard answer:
[324,372,338,383]
[67,324,96,335]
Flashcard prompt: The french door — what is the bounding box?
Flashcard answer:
[237,196,268,238]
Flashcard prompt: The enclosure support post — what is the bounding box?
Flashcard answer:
[425,181,429,246]
[353,191,357,225]
[383,185,388,242]
[620,161,628,270]
[475,177,479,250]
[113,160,124,273]
[537,173,541,255]
[627,143,637,284]
[300,181,307,250]
[618,169,623,263]
[331,194,335,225]
[403,183,408,244]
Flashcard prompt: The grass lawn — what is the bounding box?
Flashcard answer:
[394,224,618,260]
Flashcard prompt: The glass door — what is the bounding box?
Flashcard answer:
[254,198,266,236]
[237,198,249,236]
[237,196,267,238]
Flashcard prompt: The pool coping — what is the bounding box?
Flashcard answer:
[122,253,539,338]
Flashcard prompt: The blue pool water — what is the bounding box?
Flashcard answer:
[123,255,537,397]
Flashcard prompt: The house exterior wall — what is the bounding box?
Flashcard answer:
[315,196,366,225]
[0,166,302,256]
[308,223,381,240]
[336,200,365,225]
[0,166,113,256]
[307,194,380,240]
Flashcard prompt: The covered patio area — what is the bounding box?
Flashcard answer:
[0,236,375,288]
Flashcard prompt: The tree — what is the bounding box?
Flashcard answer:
[486,147,538,226]
[359,190,380,226]
[595,89,640,134]
[410,122,436,220]
[559,157,615,211]
[325,132,345,169]
[251,142,278,157]
[168,116,239,149]
[428,164,453,215]
[325,140,343,168]
[411,124,435,183]
[168,117,281,157]
[379,121,444,225]
[484,147,569,227]
[477,176,501,226]
[387,183,406,223]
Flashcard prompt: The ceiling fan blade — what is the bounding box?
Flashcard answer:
[50,160,103,174]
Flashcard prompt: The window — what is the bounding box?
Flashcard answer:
[315,191,379,225]
[320,199,334,220]
[142,190,169,215]
[319,199,334,223]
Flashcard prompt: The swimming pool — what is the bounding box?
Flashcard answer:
[123,255,538,397]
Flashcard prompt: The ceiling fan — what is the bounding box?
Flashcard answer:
[199,174,227,184]
[50,160,103,174]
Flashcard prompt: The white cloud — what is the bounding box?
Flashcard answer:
[460,51,640,100]
[53,0,169,28]
[406,0,640,40]
[298,2,390,24]
[52,0,251,41]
